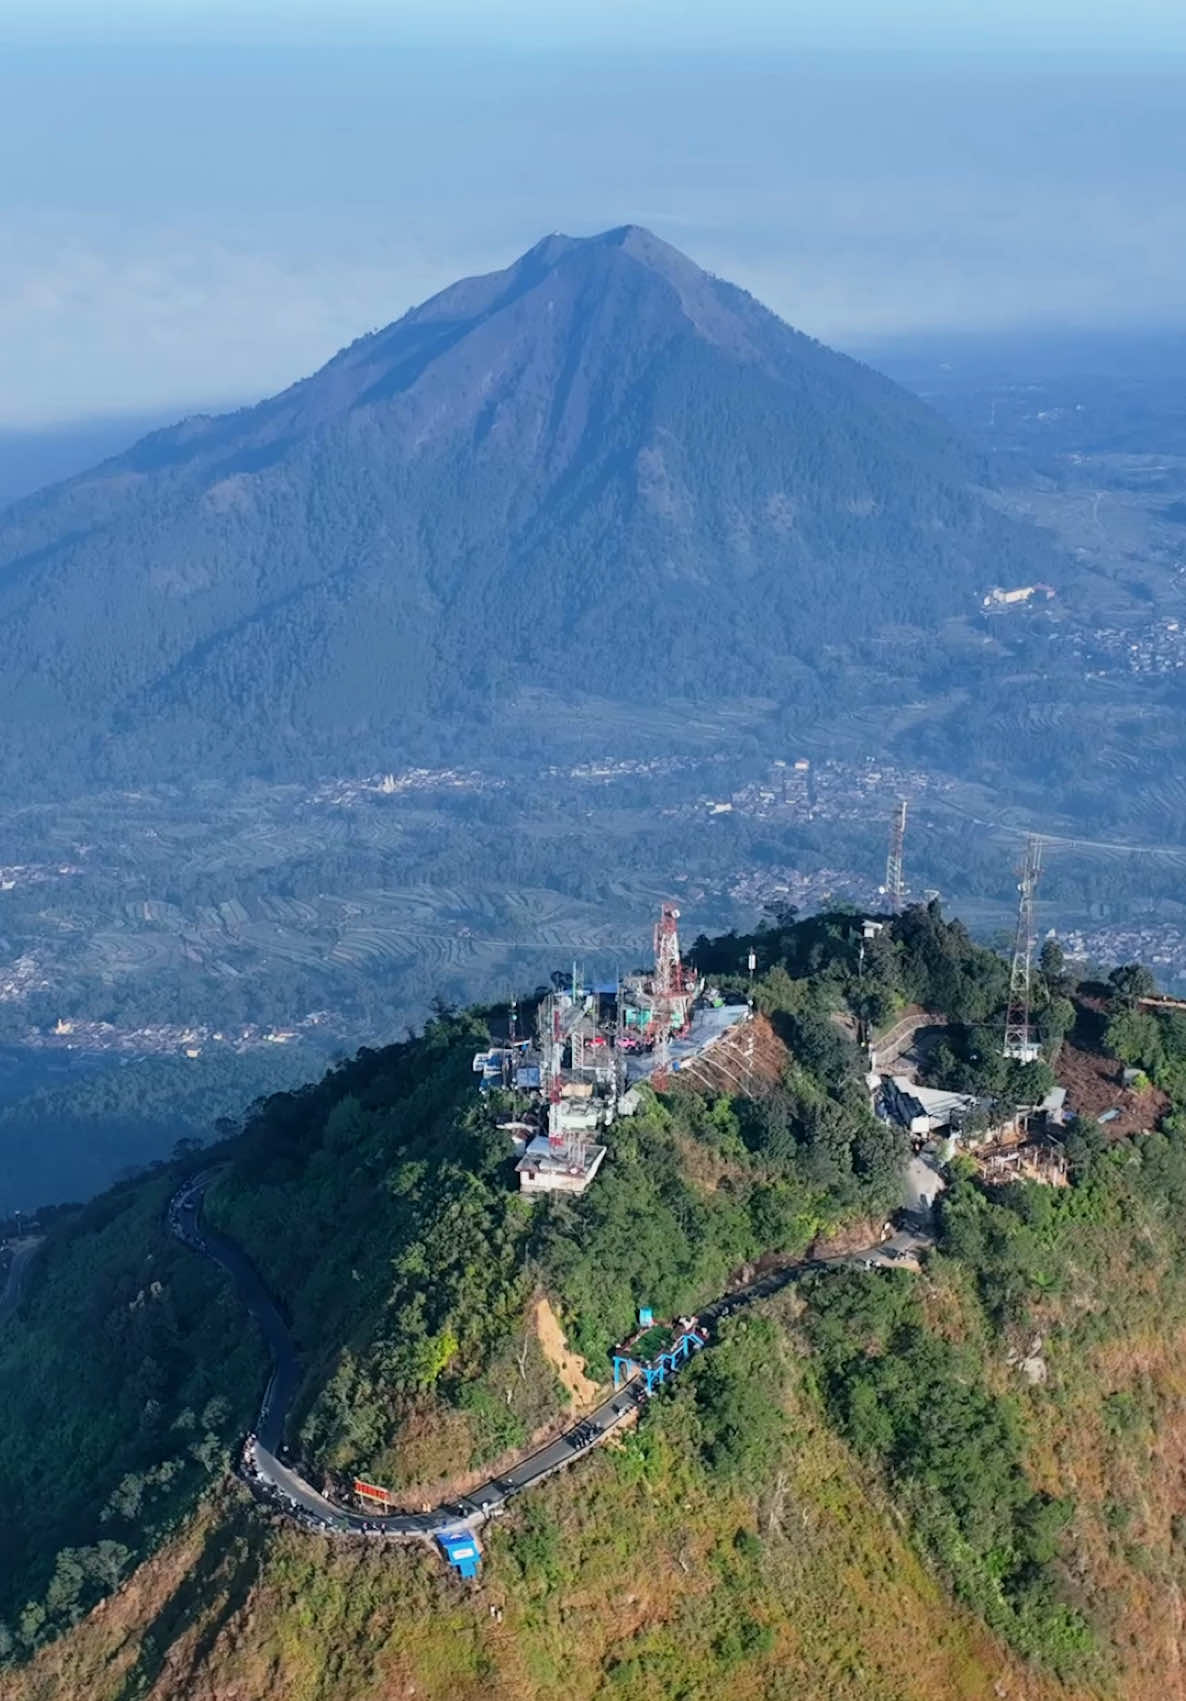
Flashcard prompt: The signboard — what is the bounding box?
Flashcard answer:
[353,1478,395,1505]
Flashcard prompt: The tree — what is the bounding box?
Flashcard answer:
[764,901,800,930]
[1109,963,1156,1003]
[1064,1116,1107,1182]
[1105,1006,1162,1069]
[1038,937,1067,990]
[1038,996,1076,1055]
[1008,1058,1056,1106]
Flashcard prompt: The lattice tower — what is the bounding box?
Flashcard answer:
[885,798,908,914]
[1003,835,1044,1059]
[650,903,683,1090]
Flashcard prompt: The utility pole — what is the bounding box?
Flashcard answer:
[885,798,908,914]
[1003,835,1044,1060]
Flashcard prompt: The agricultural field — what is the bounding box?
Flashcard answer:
[7,666,1186,1210]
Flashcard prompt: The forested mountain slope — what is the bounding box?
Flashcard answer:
[0,227,1061,789]
[8,908,1186,1698]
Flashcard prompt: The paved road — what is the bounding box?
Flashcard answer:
[169,1170,932,1541]
[169,1174,297,1454]
[0,1234,45,1327]
[904,1151,946,1221]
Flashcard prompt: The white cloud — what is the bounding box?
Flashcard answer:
[0,219,460,424]
[2,46,1185,425]
[4,170,1186,427]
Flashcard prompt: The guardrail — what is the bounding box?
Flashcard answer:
[167,1172,917,1551]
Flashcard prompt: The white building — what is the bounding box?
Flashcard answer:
[515,1135,607,1197]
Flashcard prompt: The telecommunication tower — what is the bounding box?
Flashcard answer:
[653,904,683,1008]
[884,799,908,914]
[650,903,685,1089]
[652,1029,670,1091]
[1003,835,1044,1061]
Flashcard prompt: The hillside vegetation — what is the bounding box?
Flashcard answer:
[203,956,903,1492]
[4,907,1186,1697]
[0,1177,261,1660]
[0,1308,1086,1701]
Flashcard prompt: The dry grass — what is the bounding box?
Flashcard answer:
[675,1013,788,1099]
[669,1128,754,1198]
[0,1354,1099,1701]
[532,1296,599,1409]
[1018,1314,1186,1698]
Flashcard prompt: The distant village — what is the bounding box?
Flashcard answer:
[1054,614,1186,679]
[0,862,84,893]
[699,755,955,831]
[15,1011,335,1059]
[1063,920,1186,992]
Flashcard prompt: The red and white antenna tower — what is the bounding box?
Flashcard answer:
[654,902,683,1007]
[650,903,685,1089]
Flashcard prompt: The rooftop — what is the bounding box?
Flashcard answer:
[515,1135,608,1195]
[625,1002,750,1084]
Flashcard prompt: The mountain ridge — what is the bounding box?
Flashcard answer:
[3,906,1186,1696]
[0,227,1062,790]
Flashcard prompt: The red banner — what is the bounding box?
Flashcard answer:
[353,1478,395,1504]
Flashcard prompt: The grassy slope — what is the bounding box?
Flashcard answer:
[9,1145,1186,1697]
[942,1170,1186,1693]
[0,1296,1081,1701]
[908,1128,1186,1698]
[9,913,1186,1695]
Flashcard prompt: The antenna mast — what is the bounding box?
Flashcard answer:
[885,798,908,914]
[1003,835,1044,1060]
[650,902,684,1090]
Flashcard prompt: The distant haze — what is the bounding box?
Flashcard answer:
[1,23,1185,427]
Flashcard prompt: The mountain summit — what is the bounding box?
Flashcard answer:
[0,228,1055,785]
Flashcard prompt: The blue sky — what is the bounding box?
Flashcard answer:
[17,1,1186,53]
[1,2,1184,424]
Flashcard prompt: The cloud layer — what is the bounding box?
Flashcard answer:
[2,44,1184,424]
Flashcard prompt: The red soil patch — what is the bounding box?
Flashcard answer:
[674,1012,787,1097]
[1055,995,1170,1137]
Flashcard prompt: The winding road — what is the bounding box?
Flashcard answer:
[169,1169,932,1541]
[0,1235,45,1328]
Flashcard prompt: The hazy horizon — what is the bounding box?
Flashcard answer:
[3,6,1186,430]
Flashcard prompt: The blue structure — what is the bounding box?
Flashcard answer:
[638,1306,654,1328]
[613,1329,705,1392]
[437,1531,481,1578]
[612,1353,639,1389]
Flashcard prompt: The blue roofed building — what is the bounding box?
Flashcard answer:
[437,1530,481,1578]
